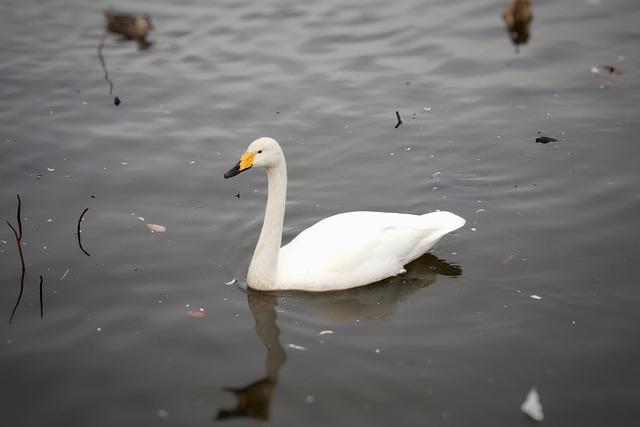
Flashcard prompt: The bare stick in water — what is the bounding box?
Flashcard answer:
[395,111,405,129]
[77,208,91,257]
[39,275,44,318]
[16,194,22,239]
[7,196,26,324]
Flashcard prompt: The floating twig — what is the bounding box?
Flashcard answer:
[77,208,91,256]
[535,136,558,144]
[16,194,22,239]
[7,195,25,324]
[60,268,69,280]
[39,275,44,318]
[394,111,405,129]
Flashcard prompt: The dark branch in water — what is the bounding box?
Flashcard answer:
[16,194,22,239]
[39,275,44,319]
[7,195,26,323]
[395,111,405,129]
[77,208,91,257]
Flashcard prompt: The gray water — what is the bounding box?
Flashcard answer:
[1,0,639,426]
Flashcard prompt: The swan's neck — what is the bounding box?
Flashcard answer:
[247,160,287,290]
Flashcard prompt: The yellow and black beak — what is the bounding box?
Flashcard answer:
[224,152,255,179]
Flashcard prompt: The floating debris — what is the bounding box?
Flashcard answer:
[530,294,542,300]
[225,278,238,286]
[535,136,558,144]
[591,65,623,76]
[318,330,334,335]
[186,310,205,318]
[521,387,544,421]
[502,252,517,264]
[39,275,44,318]
[146,223,167,233]
[77,208,91,256]
[287,344,307,351]
[394,111,405,129]
[7,195,25,324]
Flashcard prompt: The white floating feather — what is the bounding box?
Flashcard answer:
[521,386,544,421]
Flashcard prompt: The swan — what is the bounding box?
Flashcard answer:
[224,137,465,292]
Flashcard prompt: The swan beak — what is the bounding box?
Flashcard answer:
[224,152,255,179]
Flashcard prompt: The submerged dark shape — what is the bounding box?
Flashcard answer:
[535,136,558,144]
[104,10,154,50]
[502,0,533,50]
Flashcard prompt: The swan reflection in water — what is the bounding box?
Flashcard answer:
[215,253,462,421]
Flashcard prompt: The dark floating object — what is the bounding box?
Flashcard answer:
[600,65,623,75]
[104,10,154,50]
[502,0,533,50]
[77,208,91,257]
[394,111,405,129]
[236,193,240,198]
[7,195,25,324]
[535,136,558,144]
[39,275,44,319]
[592,65,623,76]
[114,96,121,106]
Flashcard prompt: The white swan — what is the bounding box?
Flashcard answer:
[224,137,465,292]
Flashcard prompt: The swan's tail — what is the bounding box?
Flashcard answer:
[419,211,466,235]
[402,211,465,263]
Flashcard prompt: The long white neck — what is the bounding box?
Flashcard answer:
[247,159,287,290]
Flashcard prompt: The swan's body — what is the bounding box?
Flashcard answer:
[224,137,465,292]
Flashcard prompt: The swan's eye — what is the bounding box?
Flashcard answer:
[257,150,263,154]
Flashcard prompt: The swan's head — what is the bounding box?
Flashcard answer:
[224,137,284,178]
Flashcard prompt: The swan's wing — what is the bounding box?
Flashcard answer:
[277,211,463,291]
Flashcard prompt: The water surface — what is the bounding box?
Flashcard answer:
[1,0,639,426]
